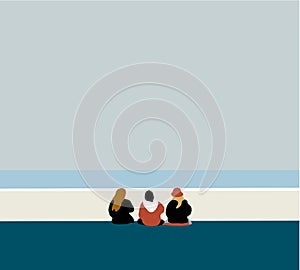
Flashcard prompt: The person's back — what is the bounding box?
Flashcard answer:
[166,188,192,225]
[166,199,191,223]
[138,190,164,226]
[108,188,134,224]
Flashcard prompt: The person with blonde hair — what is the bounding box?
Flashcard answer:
[165,188,192,226]
[108,188,134,224]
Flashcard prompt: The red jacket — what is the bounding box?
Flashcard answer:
[139,201,164,226]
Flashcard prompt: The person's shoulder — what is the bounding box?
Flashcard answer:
[182,200,191,207]
[157,202,164,211]
[108,201,114,211]
[167,200,177,207]
[158,202,164,208]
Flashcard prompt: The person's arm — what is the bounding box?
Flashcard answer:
[138,204,143,219]
[158,203,165,214]
[165,201,173,218]
[183,201,192,217]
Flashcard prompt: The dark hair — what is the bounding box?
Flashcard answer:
[145,190,154,202]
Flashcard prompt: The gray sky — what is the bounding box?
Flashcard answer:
[0,1,298,170]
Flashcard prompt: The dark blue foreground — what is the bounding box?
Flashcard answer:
[0,221,298,269]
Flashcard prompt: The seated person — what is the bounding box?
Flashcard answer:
[108,188,134,224]
[165,188,192,226]
[137,190,164,226]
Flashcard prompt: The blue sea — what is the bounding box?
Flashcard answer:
[0,170,298,188]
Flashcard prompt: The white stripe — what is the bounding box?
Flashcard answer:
[0,189,298,221]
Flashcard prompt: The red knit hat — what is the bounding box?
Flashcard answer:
[171,187,183,197]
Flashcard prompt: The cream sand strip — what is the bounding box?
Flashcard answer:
[0,188,298,221]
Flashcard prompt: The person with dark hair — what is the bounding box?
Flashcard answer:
[165,188,192,226]
[108,188,134,224]
[137,190,164,226]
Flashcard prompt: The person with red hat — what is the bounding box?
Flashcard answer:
[165,188,192,226]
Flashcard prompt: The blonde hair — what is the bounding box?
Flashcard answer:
[173,196,184,209]
[112,188,126,212]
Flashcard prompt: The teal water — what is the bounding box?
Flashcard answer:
[0,221,298,270]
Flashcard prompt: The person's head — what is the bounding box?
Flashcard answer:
[144,190,154,202]
[171,188,184,209]
[171,187,183,198]
[112,188,126,211]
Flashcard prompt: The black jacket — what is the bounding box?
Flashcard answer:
[108,199,134,224]
[166,199,192,223]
